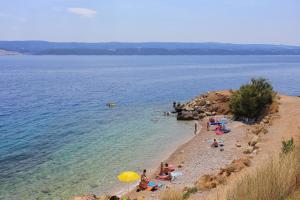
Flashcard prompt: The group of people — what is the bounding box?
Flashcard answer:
[137,162,175,191]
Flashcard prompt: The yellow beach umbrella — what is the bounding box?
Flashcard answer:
[118,171,140,197]
[118,171,140,183]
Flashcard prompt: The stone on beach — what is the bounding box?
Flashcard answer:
[248,135,259,146]
[243,145,254,154]
[72,194,98,200]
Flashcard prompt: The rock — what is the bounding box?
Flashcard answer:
[210,105,218,112]
[178,164,183,168]
[219,165,235,176]
[195,174,219,190]
[184,106,194,111]
[243,146,254,154]
[198,99,206,106]
[205,111,213,116]
[198,113,206,119]
[249,135,259,146]
[263,118,269,124]
[262,127,268,134]
[177,111,194,120]
[72,194,98,200]
[195,107,204,113]
[219,157,251,176]
[235,142,242,147]
[98,196,110,200]
[176,91,232,120]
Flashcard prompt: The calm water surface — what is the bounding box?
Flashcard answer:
[0,55,300,200]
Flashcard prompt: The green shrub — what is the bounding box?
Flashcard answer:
[229,78,274,119]
[282,138,295,154]
[183,187,198,199]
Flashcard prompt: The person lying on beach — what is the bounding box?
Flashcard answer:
[211,139,219,148]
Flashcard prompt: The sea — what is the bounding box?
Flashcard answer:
[0,55,300,200]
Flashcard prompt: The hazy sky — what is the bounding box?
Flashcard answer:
[0,0,299,45]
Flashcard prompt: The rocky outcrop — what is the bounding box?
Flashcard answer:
[219,156,251,176]
[175,91,232,120]
[195,174,226,190]
[195,156,251,192]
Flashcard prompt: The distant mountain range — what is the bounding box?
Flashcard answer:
[1,41,300,55]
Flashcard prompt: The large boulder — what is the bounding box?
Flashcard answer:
[177,111,195,120]
[176,91,232,120]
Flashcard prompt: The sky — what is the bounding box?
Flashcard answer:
[0,0,300,45]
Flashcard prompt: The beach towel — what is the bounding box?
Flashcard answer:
[216,129,224,135]
[171,171,183,178]
[210,122,221,126]
[146,181,158,191]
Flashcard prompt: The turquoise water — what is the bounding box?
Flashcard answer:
[0,55,300,200]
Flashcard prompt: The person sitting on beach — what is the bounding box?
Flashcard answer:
[156,162,176,181]
[209,117,215,123]
[163,163,175,174]
[138,169,149,190]
[211,139,219,148]
[159,162,164,175]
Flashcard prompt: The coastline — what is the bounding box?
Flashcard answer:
[128,116,248,200]
[107,120,196,197]
[73,92,300,200]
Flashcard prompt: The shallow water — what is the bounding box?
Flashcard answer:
[0,55,300,199]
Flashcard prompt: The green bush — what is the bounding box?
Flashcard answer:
[230,78,274,119]
[282,138,295,154]
[182,187,198,199]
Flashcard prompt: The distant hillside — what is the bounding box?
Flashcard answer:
[0,41,300,55]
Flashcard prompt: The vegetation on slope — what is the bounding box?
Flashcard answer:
[226,141,300,200]
[230,78,274,120]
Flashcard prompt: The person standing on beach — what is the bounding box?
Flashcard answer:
[194,121,198,135]
[207,121,210,131]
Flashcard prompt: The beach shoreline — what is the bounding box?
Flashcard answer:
[73,92,300,200]
[128,116,248,200]
[111,120,198,197]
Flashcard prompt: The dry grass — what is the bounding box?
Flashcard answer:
[286,188,300,200]
[225,149,300,200]
[160,188,183,200]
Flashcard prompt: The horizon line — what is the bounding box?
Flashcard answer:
[1,40,300,47]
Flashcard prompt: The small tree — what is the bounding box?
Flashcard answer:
[230,78,274,119]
